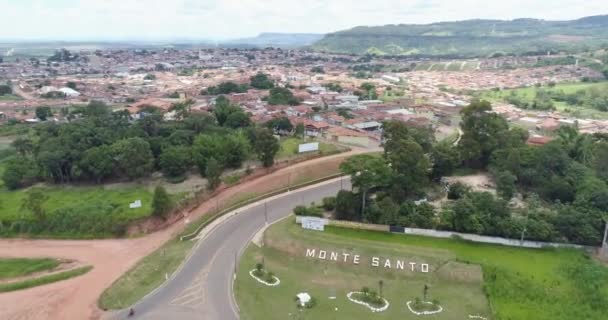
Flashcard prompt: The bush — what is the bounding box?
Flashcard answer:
[293,205,324,217]
[322,197,336,211]
[447,182,470,200]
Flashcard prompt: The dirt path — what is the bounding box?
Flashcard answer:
[0,149,373,320]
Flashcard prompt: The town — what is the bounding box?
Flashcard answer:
[2,47,607,149]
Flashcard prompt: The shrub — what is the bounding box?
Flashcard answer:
[322,197,336,211]
[447,182,470,200]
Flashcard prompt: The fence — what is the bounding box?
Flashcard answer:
[329,220,594,250]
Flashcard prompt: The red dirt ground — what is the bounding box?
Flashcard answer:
[0,149,371,320]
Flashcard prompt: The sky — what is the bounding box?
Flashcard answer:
[1,0,608,41]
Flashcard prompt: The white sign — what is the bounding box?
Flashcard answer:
[305,248,430,273]
[298,142,319,153]
[129,200,142,209]
[301,217,326,231]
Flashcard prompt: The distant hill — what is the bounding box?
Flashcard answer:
[313,15,608,57]
[222,33,324,49]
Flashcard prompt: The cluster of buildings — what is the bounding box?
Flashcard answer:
[1,47,606,145]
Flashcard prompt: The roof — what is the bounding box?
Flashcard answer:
[326,126,369,138]
[527,135,554,146]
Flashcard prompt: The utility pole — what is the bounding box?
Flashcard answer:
[287,173,291,191]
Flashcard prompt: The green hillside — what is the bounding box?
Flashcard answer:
[313,15,608,57]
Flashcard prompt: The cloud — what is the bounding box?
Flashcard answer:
[0,0,607,40]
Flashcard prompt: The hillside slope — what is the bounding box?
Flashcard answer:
[314,15,608,57]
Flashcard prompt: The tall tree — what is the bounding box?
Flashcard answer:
[21,190,49,221]
[459,100,509,167]
[205,157,222,190]
[340,154,391,213]
[255,128,280,168]
[152,186,172,218]
[110,137,154,179]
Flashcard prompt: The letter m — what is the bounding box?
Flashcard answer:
[305,249,316,258]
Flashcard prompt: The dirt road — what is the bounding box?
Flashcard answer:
[0,149,373,320]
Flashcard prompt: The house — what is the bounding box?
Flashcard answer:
[325,127,370,147]
[527,135,554,146]
[351,121,382,132]
[301,119,330,137]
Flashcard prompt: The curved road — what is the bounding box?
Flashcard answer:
[113,177,350,320]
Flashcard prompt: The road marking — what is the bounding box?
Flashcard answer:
[170,270,208,308]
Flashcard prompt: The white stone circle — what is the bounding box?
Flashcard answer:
[346,291,390,312]
[249,269,281,286]
[406,300,444,315]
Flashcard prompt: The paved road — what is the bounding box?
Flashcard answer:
[113,177,350,320]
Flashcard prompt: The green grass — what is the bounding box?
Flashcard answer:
[478,81,608,119]
[99,172,345,310]
[99,238,195,309]
[277,138,339,159]
[0,257,60,280]
[236,218,490,320]
[0,184,153,222]
[0,95,22,101]
[236,218,608,320]
[0,266,92,293]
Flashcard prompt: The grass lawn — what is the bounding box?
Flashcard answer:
[0,95,23,101]
[99,238,195,309]
[236,218,490,320]
[0,257,60,280]
[277,138,339,159]
[236,218,608,320]
[0,266,92,293]
[478,81,608,119]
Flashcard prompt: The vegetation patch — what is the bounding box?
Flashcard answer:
[0,257,60,280]
[0,266,92,293]
[250,263,280,286]
[347,288,389,312]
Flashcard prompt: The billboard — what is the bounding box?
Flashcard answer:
[298,142,319,153]
[301,216,327,231]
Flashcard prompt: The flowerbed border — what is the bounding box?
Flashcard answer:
[249,269,280,287]
[346,291,390,312]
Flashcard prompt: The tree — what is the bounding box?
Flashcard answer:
[159,146,192,178]
[84,100,112,118]
[65,81,77,89]
[111,137,154,179]
[169,99,194,120]
[193,133,249,173]
[11,137,34,156]
[250,72,275,89]
[0,84,12,95]
[593,142,608,181]
[431,141,460,178]
[35,106,53,121]
[255,128,280,168]
[385,138,431,200]
[496,170,517,200]
[2,156,38,190]
[341,154,391,213]
[294,123,305,138]
[266,87,300,106]
[21,190,49,221]
[447,182,470,200]
[213,96,241,126]
[266,117,293,134]
[79,145,114,183]
[205,157,222,190]
[359,82,378,100]
[335,190,361,221]
[152,186,172,218]
[311,66,325,74]
[459,100,509,167]
[224,110,251,129]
